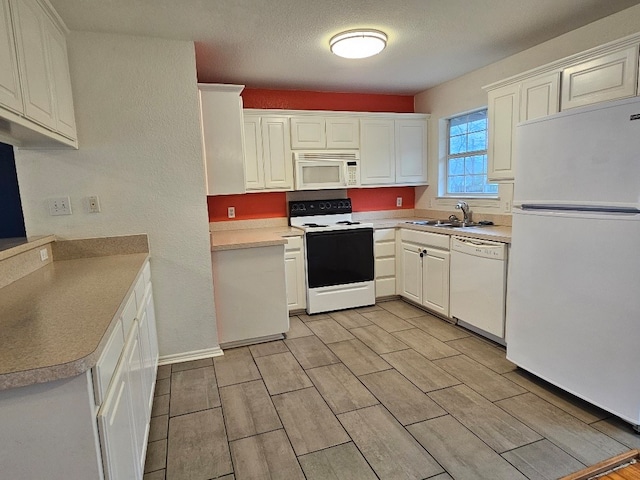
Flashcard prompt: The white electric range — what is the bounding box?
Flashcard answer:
[289,198,375,314]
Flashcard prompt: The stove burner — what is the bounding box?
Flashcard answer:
[336,221,361,225]
[302,223,328,228]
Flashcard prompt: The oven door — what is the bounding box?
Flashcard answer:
[305,228,374,288]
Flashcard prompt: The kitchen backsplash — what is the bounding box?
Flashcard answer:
[207,187,415,223]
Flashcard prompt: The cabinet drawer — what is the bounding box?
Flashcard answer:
[285,235,303,252]
[400,229,449,250]
[374,228,396,242]
[376,278,396,297]
[375,257,395,278]
[92,318,124,405]
[134,273,146,311]
[375,241,395,258]
[121,294,137,336]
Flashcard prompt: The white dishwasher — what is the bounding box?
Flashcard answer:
[450,236,508,344]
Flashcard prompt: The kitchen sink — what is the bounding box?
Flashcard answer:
[405,220,490,228]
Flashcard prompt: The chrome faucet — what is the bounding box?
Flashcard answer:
[455,201,471,225]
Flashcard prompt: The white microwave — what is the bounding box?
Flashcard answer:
[293,151,360,190]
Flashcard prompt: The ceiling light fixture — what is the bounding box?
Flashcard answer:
[330,29,387,59]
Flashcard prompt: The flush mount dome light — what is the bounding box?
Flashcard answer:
[330,29,387,59]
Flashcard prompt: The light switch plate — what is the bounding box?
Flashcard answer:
[48,196,72,216]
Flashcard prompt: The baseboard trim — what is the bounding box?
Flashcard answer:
[219,333,284,350]
[158,346,224,366]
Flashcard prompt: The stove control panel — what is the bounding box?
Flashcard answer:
[289,198,353,217]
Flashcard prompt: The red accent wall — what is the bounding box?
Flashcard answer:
[207,188,414,222]
[208,192,287,222]
[348,187,415,212]
[242,88,414,113]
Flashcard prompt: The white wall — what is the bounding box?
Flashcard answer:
[415,4,640,214]
[14,32,219,359]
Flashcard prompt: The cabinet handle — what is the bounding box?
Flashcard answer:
[419,253,424,258]
[422,249,427,254]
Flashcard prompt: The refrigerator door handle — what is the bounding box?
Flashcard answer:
[521,204,640,214]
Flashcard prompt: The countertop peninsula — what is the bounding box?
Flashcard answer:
[0,250,148,390]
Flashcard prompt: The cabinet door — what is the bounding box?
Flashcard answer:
[145,285,159,381]
[0,0,23,114]
[561,45,639,110]
[326,117,359,148]
[11,0,55,129]
[199,85,246,195]
[262,116,293,190]
[360,118,395,185]
[97,329,142,480]
[422,249,450,317]
[400,243,422,304]
[284,237,306,311]
[395,119,428,184]
[124,321,148,477]
[243,115,265,190]
[487,83,520,181]
[520,72,560,122]
[290,116,325,148]
[45,20,76,139]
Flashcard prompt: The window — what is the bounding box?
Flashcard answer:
[446,110,498,196]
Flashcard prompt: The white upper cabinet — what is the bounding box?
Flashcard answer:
[487,83,520,182]
[520,71,560,121]
[360,117,395,185]
[360,115,428,186]
[0,0,23,114]
[262,116,293,189]
[325,117,359,148]
[561,45,639,110]
[46,19,76,139]
[395,118,428,184]
[290,116,325,148]
[290,115,359,149]
[243,115,264,190]
[485,33,640,183]
[12,0,56,130]
[199,84,246,195]
[1,0,77,147]
[243,113,293,191]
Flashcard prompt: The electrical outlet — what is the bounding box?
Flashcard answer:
[39,248,48,261]
[88,195,101,213]
[396,197,403,207]
[227,206,236,218]
[505,201,511,212]
[48,196,72,216]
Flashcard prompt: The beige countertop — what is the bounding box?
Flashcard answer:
[211,226,303,251]
[210,219,511,248]
[370,218,512,243]
[0,252,149,390]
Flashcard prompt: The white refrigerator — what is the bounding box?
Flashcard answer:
[506,96,640,427]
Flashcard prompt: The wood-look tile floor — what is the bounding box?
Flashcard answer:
[144,300,640,480]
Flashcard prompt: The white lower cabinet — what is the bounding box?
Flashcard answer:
[0,259,158,480]
[374,228,396,298]
[97,260,158,480]
[398,229,450,317]
[284,235,306,312]
[98,321,144,480]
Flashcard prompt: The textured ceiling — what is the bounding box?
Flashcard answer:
[49,0,640,94]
